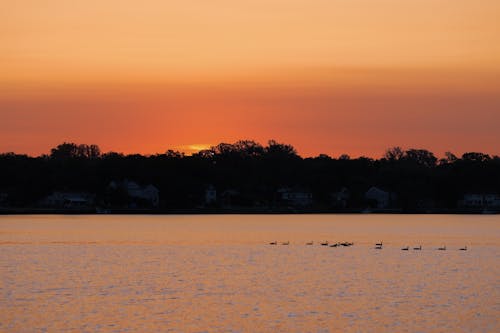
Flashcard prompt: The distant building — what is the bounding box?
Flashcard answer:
[125,181,159,207]
[41,192,94,208]
[221,189,239,207]
[205,185,217,205]
[459,194,500,208]
[331,187,350,208]
[278,187,313,207]
[365,187,396,209]
[0,192,8,207]
[416,198,436,210]
[109,180,159,207]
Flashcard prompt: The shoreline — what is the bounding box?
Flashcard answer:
[0,208,498,215]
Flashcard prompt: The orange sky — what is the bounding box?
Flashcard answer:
[1,0,500,157]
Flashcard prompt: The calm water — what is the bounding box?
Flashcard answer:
[0,214,499,332]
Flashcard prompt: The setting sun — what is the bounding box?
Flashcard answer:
[177,144,214,155]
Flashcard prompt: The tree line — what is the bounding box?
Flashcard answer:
[0,140,499,211]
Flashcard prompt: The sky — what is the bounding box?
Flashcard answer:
[1,0,500,157]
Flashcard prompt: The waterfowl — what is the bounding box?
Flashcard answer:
[437,245,446,250]
[401,246,409,251]
[330,243,339,247]
[459,246,467,251]
[306,241,314,245]
[376,241,383,246]
[341,242,354,247]
[282,241,290,245]
[375,244,383,249]
[269,241,277,245]
[413,245,422,250]
[320,241,329,246]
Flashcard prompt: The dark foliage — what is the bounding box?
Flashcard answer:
[0,141,499,210]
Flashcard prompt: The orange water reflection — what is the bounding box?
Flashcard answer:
[0,214,498,332]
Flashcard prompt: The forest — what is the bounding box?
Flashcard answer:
[0,140,499,212]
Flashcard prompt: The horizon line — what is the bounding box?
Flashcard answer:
[1,140,499,160]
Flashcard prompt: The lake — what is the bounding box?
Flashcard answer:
[0,214,499,332]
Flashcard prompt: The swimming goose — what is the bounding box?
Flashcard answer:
[401,246,409,251]
[459,245,467,251]
[375,244,383,249]
[375,241,383,246]
[413,245,422,250]
[437,245,446,250]
[320,241,329,246]
[269,241,277,245]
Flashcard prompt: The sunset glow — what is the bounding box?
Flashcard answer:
[1,2,500,331]
[1,0,500,156]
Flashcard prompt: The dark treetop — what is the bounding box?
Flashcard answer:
[0,141,499,213]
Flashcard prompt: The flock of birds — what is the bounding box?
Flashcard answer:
[269,240,468,251]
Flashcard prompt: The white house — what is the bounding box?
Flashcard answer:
[124,181,159,207]
[221,189,239,207]
[205,185,217,204]
[331,187,350,208]
[278,187,313,207]
[109,180,159,207]
[460,194,500,208]
[365,187,396,209]
[0,192,8,207]
[41,192,94,208]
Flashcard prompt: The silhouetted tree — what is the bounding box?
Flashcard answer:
[439,151,458,165]
[384,146,405,161]
[404,149,437,168]
[316,154,332,160]
[50,142,80,159]
[265,140,297,157]
[50,142,101,159]
[233,140,265,157]
[462,152,491,162]
[165,150,185,158]
[1,140,499,211]
[82,144,101,159]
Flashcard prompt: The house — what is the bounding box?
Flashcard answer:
[205,185,217,205]
[365,187,396,209]
[278,187,313,207]
[0,192,8,207]
[459,194,500,208]
[416,198,436,210]
[124,181,159,207]
[331,187,350,208]
[109,180,159,207]
[221,189,239,207]
[41,192,94,208]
